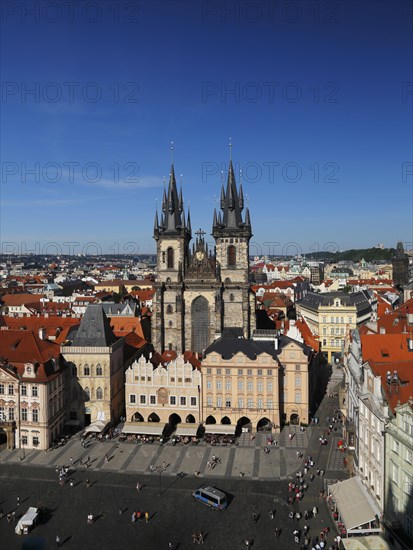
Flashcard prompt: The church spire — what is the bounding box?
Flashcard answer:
[153,209,159,236]
[212,147,252,240]
[220,185,225,209]
[213,208,218,228]
[187,206,192,234]
[239,182,244,210]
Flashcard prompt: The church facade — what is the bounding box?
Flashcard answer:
[152,158,256,354]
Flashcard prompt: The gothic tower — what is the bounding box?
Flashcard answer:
[153,165,191,352]
[392,241,409,287]
[212,159,255,338]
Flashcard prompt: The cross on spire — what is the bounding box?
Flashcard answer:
[229,137,232,161]
[170,140,174,164]
[195,228,206,239]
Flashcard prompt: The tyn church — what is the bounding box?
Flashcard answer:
[152,156,256,354]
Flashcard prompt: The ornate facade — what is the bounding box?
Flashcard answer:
[152,158,256,354]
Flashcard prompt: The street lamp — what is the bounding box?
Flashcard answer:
[153,464,166,496]
[20,437,25,461]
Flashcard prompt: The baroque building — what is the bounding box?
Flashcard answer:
[152,157,256,354]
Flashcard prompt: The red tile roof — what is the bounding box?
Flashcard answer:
[376,299,413,334]
[295,319,320,351]
[108,317,145,339]
[0,330,64,383]
[360,332,412,363]
[2,293,46,306]
[369,360,413,413]
[0,315,80,343]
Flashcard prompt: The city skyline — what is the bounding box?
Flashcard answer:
[1,0,412,254]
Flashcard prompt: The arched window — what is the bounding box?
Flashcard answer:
[166,305,173,314]
[227,245,236,267]
[85,388,90,400]
[96,364,103,376]
[229,293,234,302]
[83,365,90,376]
[167,247,174,269]
[96,387,103,400]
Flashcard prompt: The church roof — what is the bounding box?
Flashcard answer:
[72,304,117,347]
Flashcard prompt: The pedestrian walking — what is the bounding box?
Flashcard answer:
[104,454,109,463]
[136,482,141,492]
[244,540,250,548]
[56,535,61,548]
[289,511,294,522]
[69,479,74,487]
[145,511,149,523]
[252,512,257,524]
[86,479,90,488]
[269,510,274,519]
[273,527,280,539]
[312,506,318,518]
[17,495,20,507]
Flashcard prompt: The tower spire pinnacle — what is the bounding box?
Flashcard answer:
[170,140,174,165]
[229,137,232,161]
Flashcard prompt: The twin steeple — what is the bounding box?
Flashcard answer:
[154,164,191,240]
[212,159,252,237]
[154,148,252,241]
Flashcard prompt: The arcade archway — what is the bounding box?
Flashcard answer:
[257,417,272,431]
[290,413,300,425]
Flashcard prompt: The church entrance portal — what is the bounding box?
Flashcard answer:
[191,296,209,354]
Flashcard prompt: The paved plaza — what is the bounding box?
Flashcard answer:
[0,366,347,549]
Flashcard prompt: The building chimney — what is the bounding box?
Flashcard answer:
[379,327,386,334]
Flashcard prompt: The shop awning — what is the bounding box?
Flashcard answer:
[328,477,382,532]
[84,420,106,434]
[342,536,390,550]
[204,424,236,435]
[122,422,166,436]
[174,423,200,437]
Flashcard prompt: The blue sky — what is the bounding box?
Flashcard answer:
[1,0,412,256]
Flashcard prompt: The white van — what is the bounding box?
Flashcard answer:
[15,507,39,535]
[192,485,228,510]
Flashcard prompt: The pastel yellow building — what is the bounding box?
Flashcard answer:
[296,292,372,362]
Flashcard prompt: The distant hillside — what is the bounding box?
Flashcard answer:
[308,248,396,262]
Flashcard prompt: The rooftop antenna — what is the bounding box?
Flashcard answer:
[170,140,174,164]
